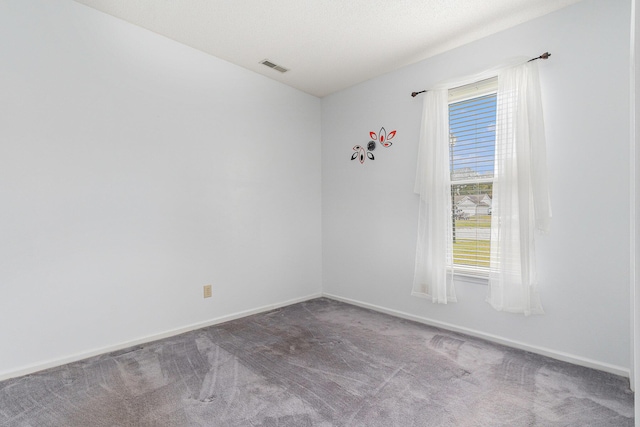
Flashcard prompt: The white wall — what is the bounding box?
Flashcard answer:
[322,0,632,374]
[0,0,322,378]
[1,0,633,383]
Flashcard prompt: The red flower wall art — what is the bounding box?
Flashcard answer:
[351,127,396,164]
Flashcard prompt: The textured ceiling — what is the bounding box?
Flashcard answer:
[72,0,582,97]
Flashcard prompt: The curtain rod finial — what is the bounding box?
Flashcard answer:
[529,52,551,62]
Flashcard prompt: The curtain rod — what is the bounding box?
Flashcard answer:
[410,52,551,97]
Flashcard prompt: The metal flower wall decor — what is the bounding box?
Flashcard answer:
[351,127,396,164]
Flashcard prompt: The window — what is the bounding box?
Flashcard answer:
[448,78,497,277]
[412,61,550,313]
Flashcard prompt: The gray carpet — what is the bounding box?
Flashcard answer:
[0,298,634,426]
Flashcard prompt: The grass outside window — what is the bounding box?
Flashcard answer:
[453,239,490,267]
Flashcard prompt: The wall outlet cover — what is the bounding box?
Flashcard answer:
[203,285,212,298]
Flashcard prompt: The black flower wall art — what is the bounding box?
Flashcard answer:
[351,127,396,164]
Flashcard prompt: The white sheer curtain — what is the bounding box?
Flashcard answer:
[412,89,456,303]
[412,59,551,313]
[487,61,552,315]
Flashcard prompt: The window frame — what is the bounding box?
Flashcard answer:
[447,77,498,281]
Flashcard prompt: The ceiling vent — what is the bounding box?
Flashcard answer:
[260,59,289,73]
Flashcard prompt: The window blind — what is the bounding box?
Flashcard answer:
[448,79,497,273]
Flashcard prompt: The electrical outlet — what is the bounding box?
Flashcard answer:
[203,285,212,299]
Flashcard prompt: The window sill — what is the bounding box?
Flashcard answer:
[451,270,489,286]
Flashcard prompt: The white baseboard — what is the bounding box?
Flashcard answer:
[323,293,631,379]
[0,292,322,382]
[3,291,629,382]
